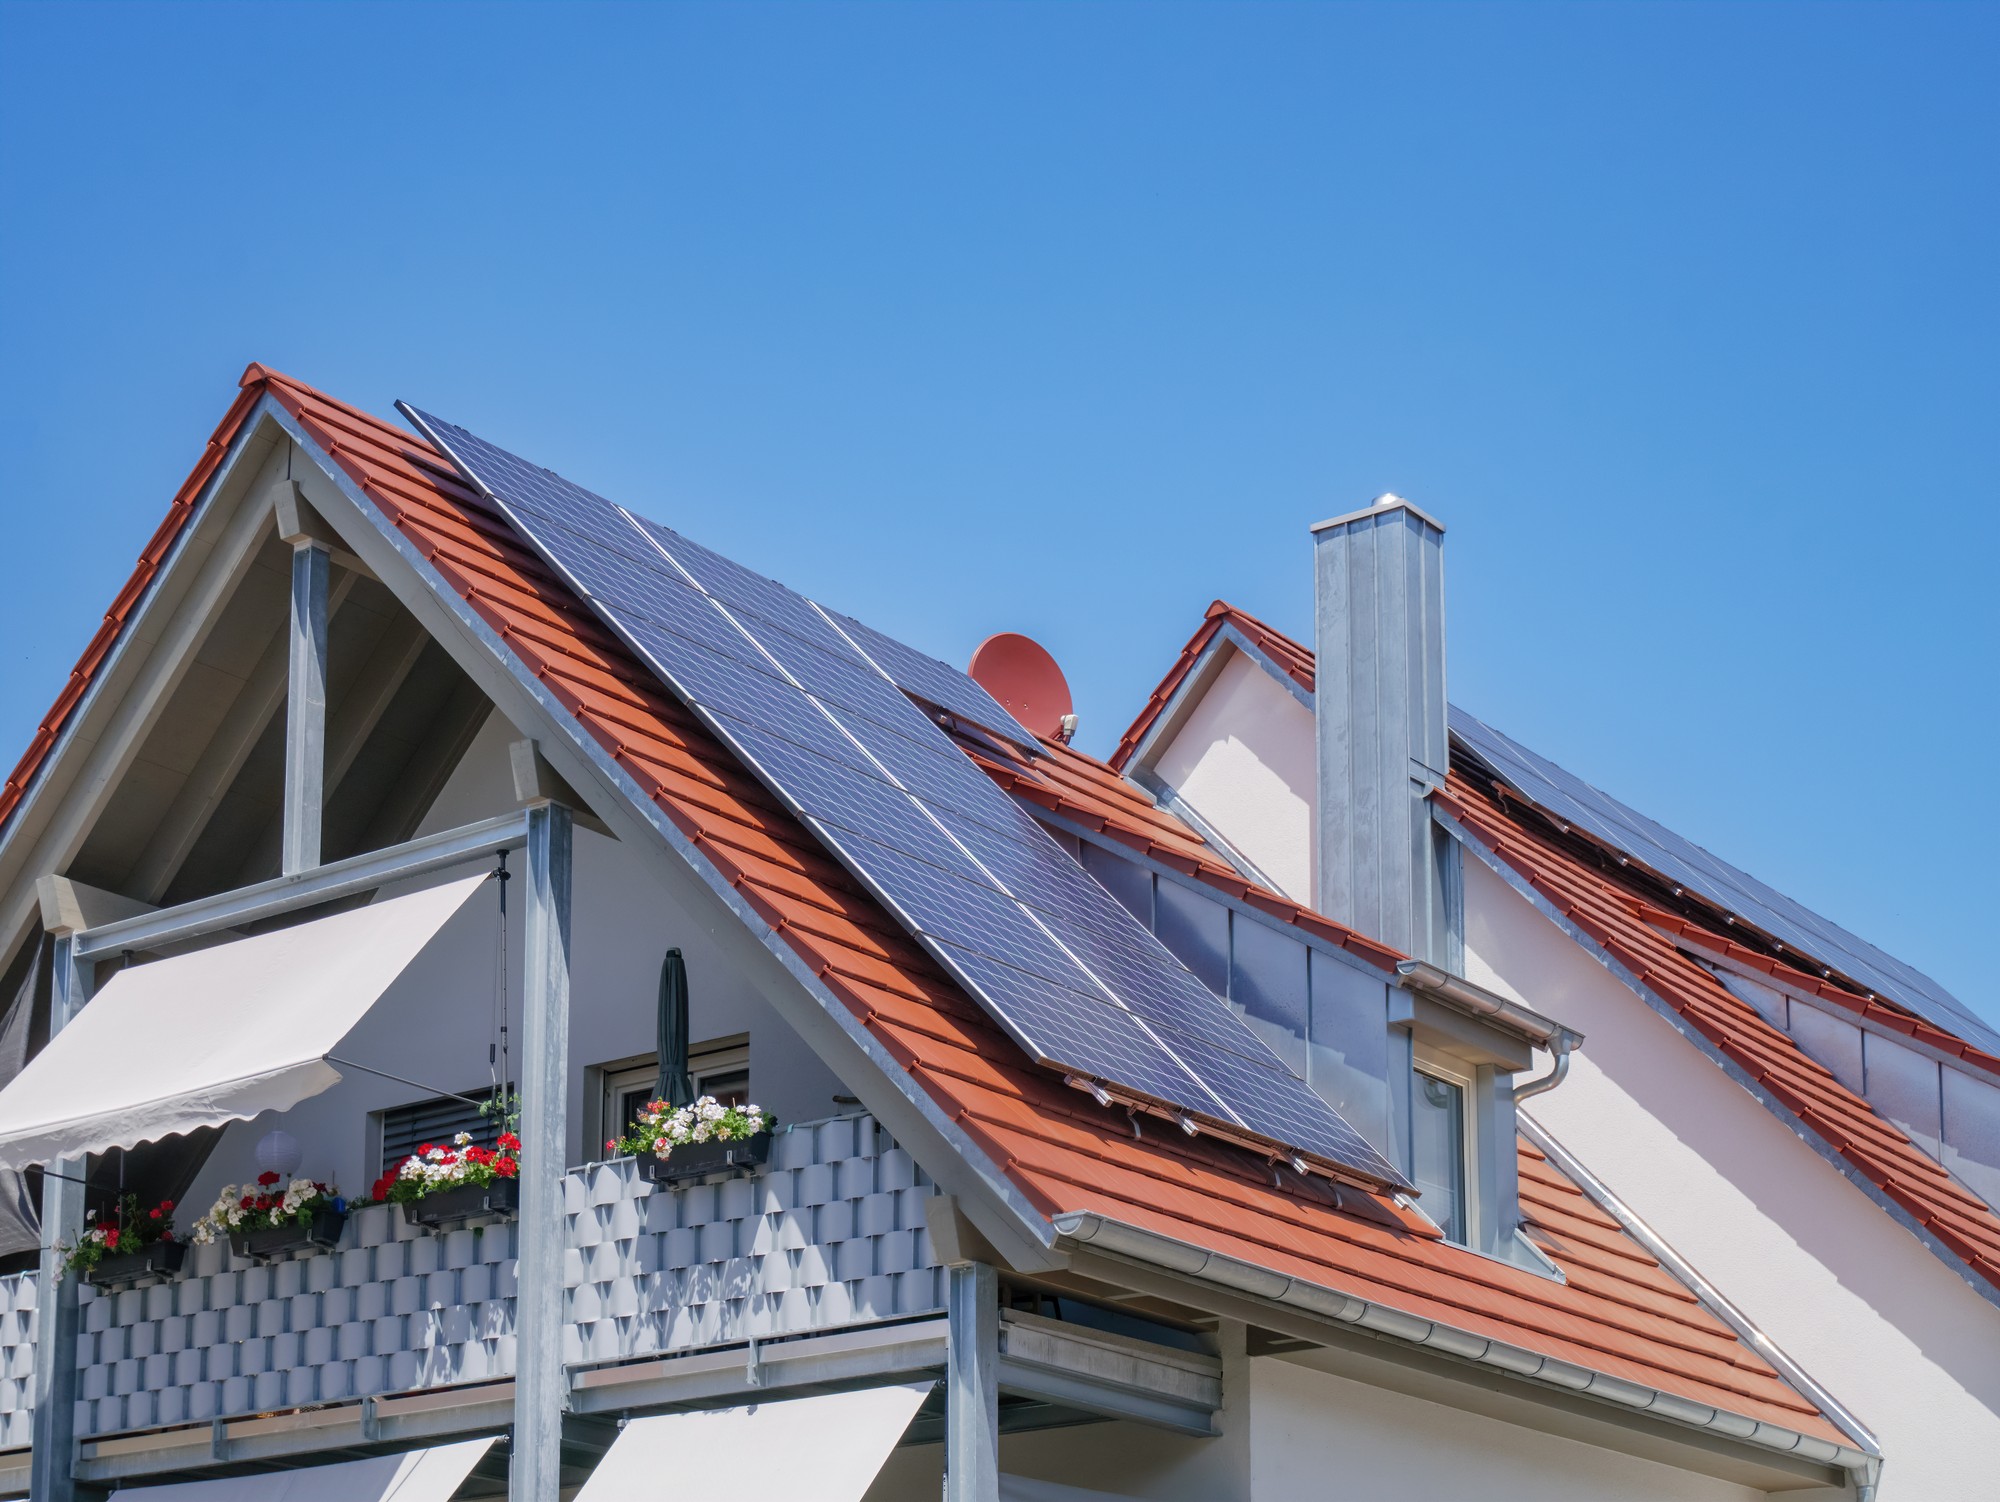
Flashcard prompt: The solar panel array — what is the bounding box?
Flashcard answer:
[1450,707,2000,1054]
[403,405,1405,1188]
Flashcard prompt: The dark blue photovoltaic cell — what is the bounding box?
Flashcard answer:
[402,404,1406,1187]
[825,610,1040,750]
[1449,709,2000,1053]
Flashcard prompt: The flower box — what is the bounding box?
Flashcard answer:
[641,1129,772,1185]
[228,1208,347,1262]
[84,1239,187,1290]
[399,1177,520,1229]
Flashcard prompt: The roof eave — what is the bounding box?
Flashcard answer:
[1051,1209,1873,1489]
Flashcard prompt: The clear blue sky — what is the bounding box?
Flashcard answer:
[1,3,1992,1024]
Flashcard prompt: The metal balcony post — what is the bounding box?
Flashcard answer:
[30,937,89,1502]
[282,536,330,875]
[512,800,572,1501]
[945,1260,999,1502]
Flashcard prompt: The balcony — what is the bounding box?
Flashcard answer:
[0,1112,945,1489]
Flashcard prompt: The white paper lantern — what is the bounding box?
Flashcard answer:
[256,1128,302,1180]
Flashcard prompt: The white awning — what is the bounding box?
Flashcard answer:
[574,1382,932,1501]
[0,874,488,1169]
[107,1436,494,1500]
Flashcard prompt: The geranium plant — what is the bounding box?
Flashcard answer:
[190,1172,343,1245]
[609,1095,771,1163]
[58,1193,177,1279]
[371,1130,521,1203]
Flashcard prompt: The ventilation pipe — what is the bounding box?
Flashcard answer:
[1312,496,1460,966]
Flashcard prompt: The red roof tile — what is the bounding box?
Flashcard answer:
[4,372,1851,1445]
[1119,602,2000,1300]
[1109,600,1314,772]
[1440,773,2000,1297]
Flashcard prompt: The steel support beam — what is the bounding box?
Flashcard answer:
[73,810,528,962]
[512,800,572,1502]
[283,539,330,875]
[30,936,89,1502]
[945,1261,999,1502]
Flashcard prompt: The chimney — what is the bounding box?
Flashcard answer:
[1312,495,1459,965]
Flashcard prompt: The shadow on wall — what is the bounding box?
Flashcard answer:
[1465,859,2000,1418]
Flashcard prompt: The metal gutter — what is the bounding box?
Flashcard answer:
[1517,1114,1881,1468]
[1049,1211,1878,1494]
[1393,959,1582,1053]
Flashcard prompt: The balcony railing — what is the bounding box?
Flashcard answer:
[1,1111,942,1459]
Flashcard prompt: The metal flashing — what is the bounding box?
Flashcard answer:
[1517,1114,1880,1462]
[1310,493,1449,536]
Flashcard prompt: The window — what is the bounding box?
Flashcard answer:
[597,1035,750,1144]
[376,1086,500,1176]
[1411,1064,1469,1244]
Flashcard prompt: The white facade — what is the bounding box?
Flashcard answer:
[1462,855,2000,1502]
[1135,644,2000,1502]
[1148,649,1317,903]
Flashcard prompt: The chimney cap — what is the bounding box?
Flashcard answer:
[1311,492,1447,536]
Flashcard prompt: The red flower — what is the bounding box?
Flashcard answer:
[495,1158,518,1178]
[160,1200,174,1213]
[104,1229,120,1251]
[606,1138,617,1152]
[257,1171,280,1187]
[497,1132,521,1153]
[418,1144,436,1156]
[149,1208,161,1220]
[239,1195,255,1210]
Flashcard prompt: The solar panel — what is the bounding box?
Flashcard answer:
[1450,707,2000,1053]
[403,404,1405,1187]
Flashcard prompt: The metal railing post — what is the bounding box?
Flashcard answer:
[282,537,330,875]
[945,1260,999,1502]
[30,936,88,1502]
[512,800,572,1501]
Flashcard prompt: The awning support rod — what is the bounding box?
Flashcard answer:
[73,810,531,962]
[324,1056,495,1112]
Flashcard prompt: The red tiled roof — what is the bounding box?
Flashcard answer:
[1440,773,2000,1296]
[1109,600,1313,772]
[1123,601,2000,1299]
[1652,916,2000,1081]
[3,370,1850,1444]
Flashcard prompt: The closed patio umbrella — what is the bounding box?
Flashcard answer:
[655,949,694,1108]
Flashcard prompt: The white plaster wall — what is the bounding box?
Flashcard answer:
[1463,854,2000,1502]
[1151,651,1317,902]
[179,711,846,1221]
[863,1349,1765,1501]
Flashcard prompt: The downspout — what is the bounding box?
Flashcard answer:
[1512,1034,1575,1102]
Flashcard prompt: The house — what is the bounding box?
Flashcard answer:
[0,366,1956,1499]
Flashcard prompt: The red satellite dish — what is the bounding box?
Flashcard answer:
[969,633,1074,741]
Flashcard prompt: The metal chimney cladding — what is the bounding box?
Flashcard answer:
[399,404,1407,1191]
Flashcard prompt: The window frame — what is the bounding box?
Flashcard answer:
[1410,1048,1477,1245]
[587,1033,751,1151]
